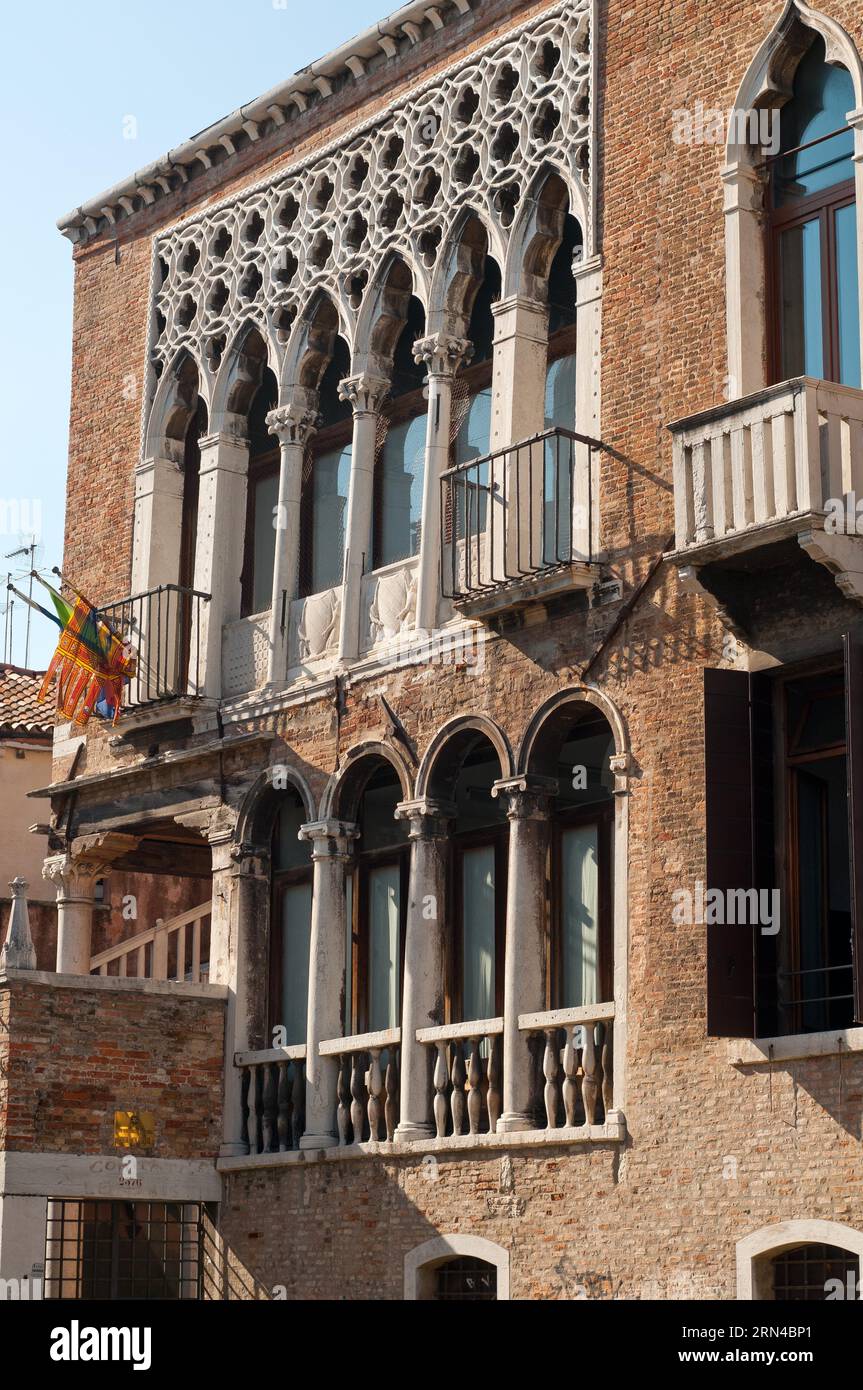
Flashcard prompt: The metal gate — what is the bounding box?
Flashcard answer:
[44,1200,209,1301]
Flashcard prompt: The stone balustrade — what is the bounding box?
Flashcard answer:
[319,1029,401,1145]
[518,1004,615,1131]
[236,1047,306,1155]
[416,1019,504,1139]
[671,377,863,552]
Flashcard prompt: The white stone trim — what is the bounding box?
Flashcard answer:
[0,1152,221,1202]
[736,1220,863,1300]
[404,1233,510,1300]
[728,1025,863,1065]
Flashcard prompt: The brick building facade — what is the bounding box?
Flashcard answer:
[1,0,863,1301]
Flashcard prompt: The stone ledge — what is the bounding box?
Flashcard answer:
[728,1026,863,1066]
[0,966,228,1002]
[217,1116,627,1172]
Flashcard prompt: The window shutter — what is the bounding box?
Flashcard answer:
[844,632,863,1024]
[704,668,756,1037]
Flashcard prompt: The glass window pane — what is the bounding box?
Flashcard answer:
[836,202,861,388]
[275,798,308,871]
[280,881,312,1045]
[544,353,576,430]
[251,472,279,614]
[774,40,855,205]
[560,823,599,1008]
[454,388,492,465]
[368,864,400,1032]
[779,219,824,379]
[462,845,495,1021]
[377,413,427,566]
[311,444,352,593]
[345,871,353,1034]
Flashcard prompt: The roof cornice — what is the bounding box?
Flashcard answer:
[57,0,474,247]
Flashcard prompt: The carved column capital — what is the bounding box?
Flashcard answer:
[412,333,474,379]
[491,774,558,820]
[609,751,633,795]
[43,832,140,901]
[395,798,456,841]
[298,819,359,860]
[338,373,390,416]
[267,396,319,447]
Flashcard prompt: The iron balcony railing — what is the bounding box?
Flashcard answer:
[440,427,602,601]
[100,583,210,707]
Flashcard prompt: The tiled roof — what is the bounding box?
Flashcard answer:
[0,665,52,736]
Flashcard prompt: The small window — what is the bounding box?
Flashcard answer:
[434,1256,497,1301]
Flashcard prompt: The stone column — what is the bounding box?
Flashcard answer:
[490,295,549,578]
[210,836,270,1159]
[336,374,390,663]
[574,252,603,560]
[393,798,455,1141]
[43,833,140,975]
[491,775,557,1133]
[190,424,250,697]
[412,334,473,633]
[265,396,318,685]
[721,161,764,399]
[298,820,358,1150]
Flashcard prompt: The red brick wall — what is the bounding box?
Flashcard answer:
[0,976,224,1158]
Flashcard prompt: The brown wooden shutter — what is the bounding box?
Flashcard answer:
[704,668,756,1037]
[844,632,863,1024]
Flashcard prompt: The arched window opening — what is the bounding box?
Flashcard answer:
[433,1257,497,1301]
[528,702,615,1009]
[449,740,508,1023]
[178,394,207,689]
[768,36,859,386]
[770,1244,859,1300]
[374,295,428,568]
[268,789,313,1043]
[453,254,501,468]
[347,764,409,1034]
[543,213,581,564]
[240,366,279,616]
[300,334,353,597]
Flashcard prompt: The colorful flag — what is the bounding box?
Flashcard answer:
[38,594,137,727]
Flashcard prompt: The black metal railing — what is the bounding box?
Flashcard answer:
[440,427,601,601]
[100,584,210,707]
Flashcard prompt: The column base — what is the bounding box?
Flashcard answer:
[496,1111,535,1134]
[299,1132,339,1152]
[393,1121,435,1143]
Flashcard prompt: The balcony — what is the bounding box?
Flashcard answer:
[101,583,211,712]
[670,378,863,610]
[440,427,602,620]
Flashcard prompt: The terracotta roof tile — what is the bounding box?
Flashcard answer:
[0,665,53,736]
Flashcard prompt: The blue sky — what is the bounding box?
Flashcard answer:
[0,0,385,669]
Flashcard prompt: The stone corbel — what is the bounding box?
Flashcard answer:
[609,752,633,797]
[677,564,749,641]
[798,529,863,605]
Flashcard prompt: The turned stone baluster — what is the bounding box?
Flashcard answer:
[276,1062,291,1152]
[350,1053,366,1145]
[582,1024,600,1125]
[336,1055,351,1146]
[466,1038,483,1135]
[562,1026,579,1127]
[450,1042,466,1136]
[368,1049,383,1142]
[487,1035,502,1133]
[292,1060,305,1149]
[247,1065,260,1156]
[385,1051,399,1142]
[543,1029,560,1129]
[261,1063,277,1153]
[601,1022,613,1119]
[433,1043,449,1139]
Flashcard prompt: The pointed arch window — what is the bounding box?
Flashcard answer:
[768,36,860,386]
[268,790,313,1043]
[240,368,279,617]
[300,337,353,597]
[374,296,428,569]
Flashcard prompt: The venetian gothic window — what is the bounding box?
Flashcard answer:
[300,333,353,598]
[768,36,860,387]
[374,295,428,569]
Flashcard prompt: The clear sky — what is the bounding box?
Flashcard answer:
[0,0,386,669]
